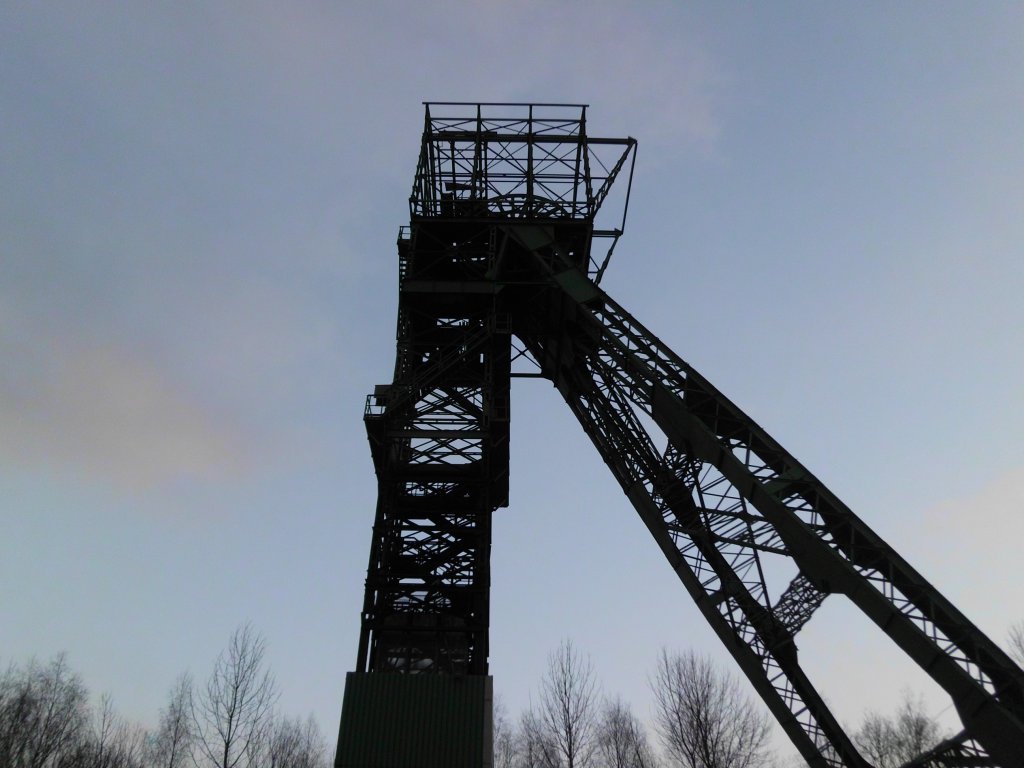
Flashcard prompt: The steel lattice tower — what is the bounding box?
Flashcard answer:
[334,103,1024,768]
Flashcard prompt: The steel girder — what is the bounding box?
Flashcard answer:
[505,238,1024,766]
[902,731,997,768]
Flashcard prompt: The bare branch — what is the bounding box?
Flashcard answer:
[651,649,770,768]
[151,673,194,768]
[492,695,517,768]
[191,625,278,768]
[595,697,658,768]
[518,707,561,768]
[539,640,599,768]
[853,691,943,768]
[0,655,89,768]
[1009,621,1024,666]
[264,713,327,768]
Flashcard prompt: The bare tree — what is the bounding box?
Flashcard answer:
[595,697,657,768]
[0,655,89,768]
[88,694,123,768]
[106,722,147,768]
[651,649,770,768]
[538,640,599,768]
[1009,622,1024,665]
[264,717,298,768]
[493,695,517,768]
[191,625,278,768]
[854,692,942,768]
[51,692,147,768]
[263,714,326,768]
[74,694,147,768]
[149,674,193,768]
[518,707,560,768]
[0,657,153,768]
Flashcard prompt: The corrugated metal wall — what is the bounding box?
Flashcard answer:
[335,673,493,768]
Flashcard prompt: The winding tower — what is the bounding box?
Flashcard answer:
[335,103,1024,768]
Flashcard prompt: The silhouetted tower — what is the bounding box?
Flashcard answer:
[335,104,1024,768]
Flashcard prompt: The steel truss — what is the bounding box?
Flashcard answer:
[904,731,997,768]
[505,229,1024,766]
[359,222,511,675]
[356,104,634,680]
[346,104,1024,767]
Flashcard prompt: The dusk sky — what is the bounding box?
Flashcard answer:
[3,2,1023,758]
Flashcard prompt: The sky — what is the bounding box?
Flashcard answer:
[2,1,1023,759]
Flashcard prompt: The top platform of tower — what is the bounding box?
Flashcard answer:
[409,103,636,276]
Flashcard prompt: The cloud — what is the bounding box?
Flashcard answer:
[913,467,1024,638]
[0,309,248,492]
[0,2,728,493]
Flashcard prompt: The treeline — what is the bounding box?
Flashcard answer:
[492,638,1015,768]
[6,622,1021,768]
[0,625,328,768]
[493,641,770,768]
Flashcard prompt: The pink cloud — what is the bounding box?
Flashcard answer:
[0,315,249,492]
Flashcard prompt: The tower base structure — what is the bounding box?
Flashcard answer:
[335,673,493,768]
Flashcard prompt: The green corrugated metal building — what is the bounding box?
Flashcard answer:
[334,673,493,768]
